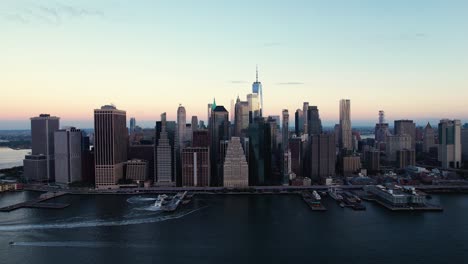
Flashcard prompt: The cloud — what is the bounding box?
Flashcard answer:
[1,3,104,25]
[276,82,304,85]
[229,80,249,84]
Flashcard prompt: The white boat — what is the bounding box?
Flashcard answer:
[153,194,169,208]
[312,191,321,201]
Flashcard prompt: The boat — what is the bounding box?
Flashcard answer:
[329,191,343,201]
[312,191,321,201]
[9,241,14,246]
[153,194,169,208]
[340,203,345,208]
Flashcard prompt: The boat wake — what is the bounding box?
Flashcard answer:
[9,241,156,248]
[0,207,204,231]
[126,196,158,204]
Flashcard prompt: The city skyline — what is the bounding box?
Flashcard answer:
[2,1,468,129]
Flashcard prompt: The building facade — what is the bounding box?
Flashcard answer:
[339,99,352,150]
[54,127,82,185]
[438,119,462,169]
[223,137,249,188]
[181,147,210,187]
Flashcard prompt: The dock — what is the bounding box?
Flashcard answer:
[301,192,327,211]
[0,191,69,212]
[364,195,443,212]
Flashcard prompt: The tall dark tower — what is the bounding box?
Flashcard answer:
[209,105,229,186]
[252,66,263,117]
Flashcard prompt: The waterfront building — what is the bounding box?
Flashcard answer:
[394,120,416,150]
[339,99,352,150]
[156,113,175,186]
[125,159,148,182]
[423,123,436,153]
[223,137,249,188]
[438,119,462,169]
[365,150,380,174]
[306,133,336,181]
[289,137,303,177]
[462,128,468,162]
[94,105,127,188]
[281,109,290,185]
[181,147,210,187]
[365,185,426,205]
[54,127,82,185]
[24,114,60,182]
[128,144,154,180]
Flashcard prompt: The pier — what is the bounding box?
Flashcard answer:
[301,191,327,211]
[0,191,69,212]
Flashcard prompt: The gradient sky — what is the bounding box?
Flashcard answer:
[1,0,467,129]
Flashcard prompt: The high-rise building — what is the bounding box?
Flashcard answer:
[394,120,416,150]
[54,127,82,185]
[181,147,210,187]
[185,124,193,143]
[128,144,154,180]
[193,129,210,148]
[223,137,249,188]
[306,133,336,181]
[156,113,175,186]
[177,104,187,148]
[247,93,260,123]
[339,99,352,150]
[209,105,229,186]
[289,137,304,177]
[234,96,249,136]
[423,122,436,153]
[307,106,322,135]
[295,109,304,136]
[365,150,380,173]
[129,117,136,134]
[375,110,390,142]
[94,105,128,188]
[438,119,462,169]
[385,134,412,162]
[281,109,290,185]
[191,116,198,131]
[342,156,361,176]
[249,118,272,185]
[303,102,309,135]
[396,149,416,169]
[23,114,60,182]
[252,66,263,117]
[462,128,468,162]
[125,159,148,182]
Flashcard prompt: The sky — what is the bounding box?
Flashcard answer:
[1,0,467,129]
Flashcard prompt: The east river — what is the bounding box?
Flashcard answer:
[0,192,467,263]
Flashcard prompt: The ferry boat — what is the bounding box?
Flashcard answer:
[312,191,321,201]
[153,194,169,208]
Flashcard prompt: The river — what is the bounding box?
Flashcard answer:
[0,192,467,263]
[0,147,30,170]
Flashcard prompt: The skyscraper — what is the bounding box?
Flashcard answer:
[234,96,249,137]
[294,109,304,136]
[438,119,462,169]
[303,102,309,135]
[375,110,390,143]
[177,104,187,148]
[191,116,198,131]
[24,114,60,182]
[156,113,175,186]
[339,99,352,150]
[385,134,412,162]
[223,137,249,188]
[129,117,136,134]
[306,133,336,181]
[307,106,322,135]
[181,147,210,187]
[394,120,416,150]
[248,118,272,186]
[94,105,127,188]
[247,93,260,123]
[461,128,468,162]
[423,122,436,153]
[252,66,263,117]
[54,127,82,185]
[281,109,290,185]
[209,105,229,186]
